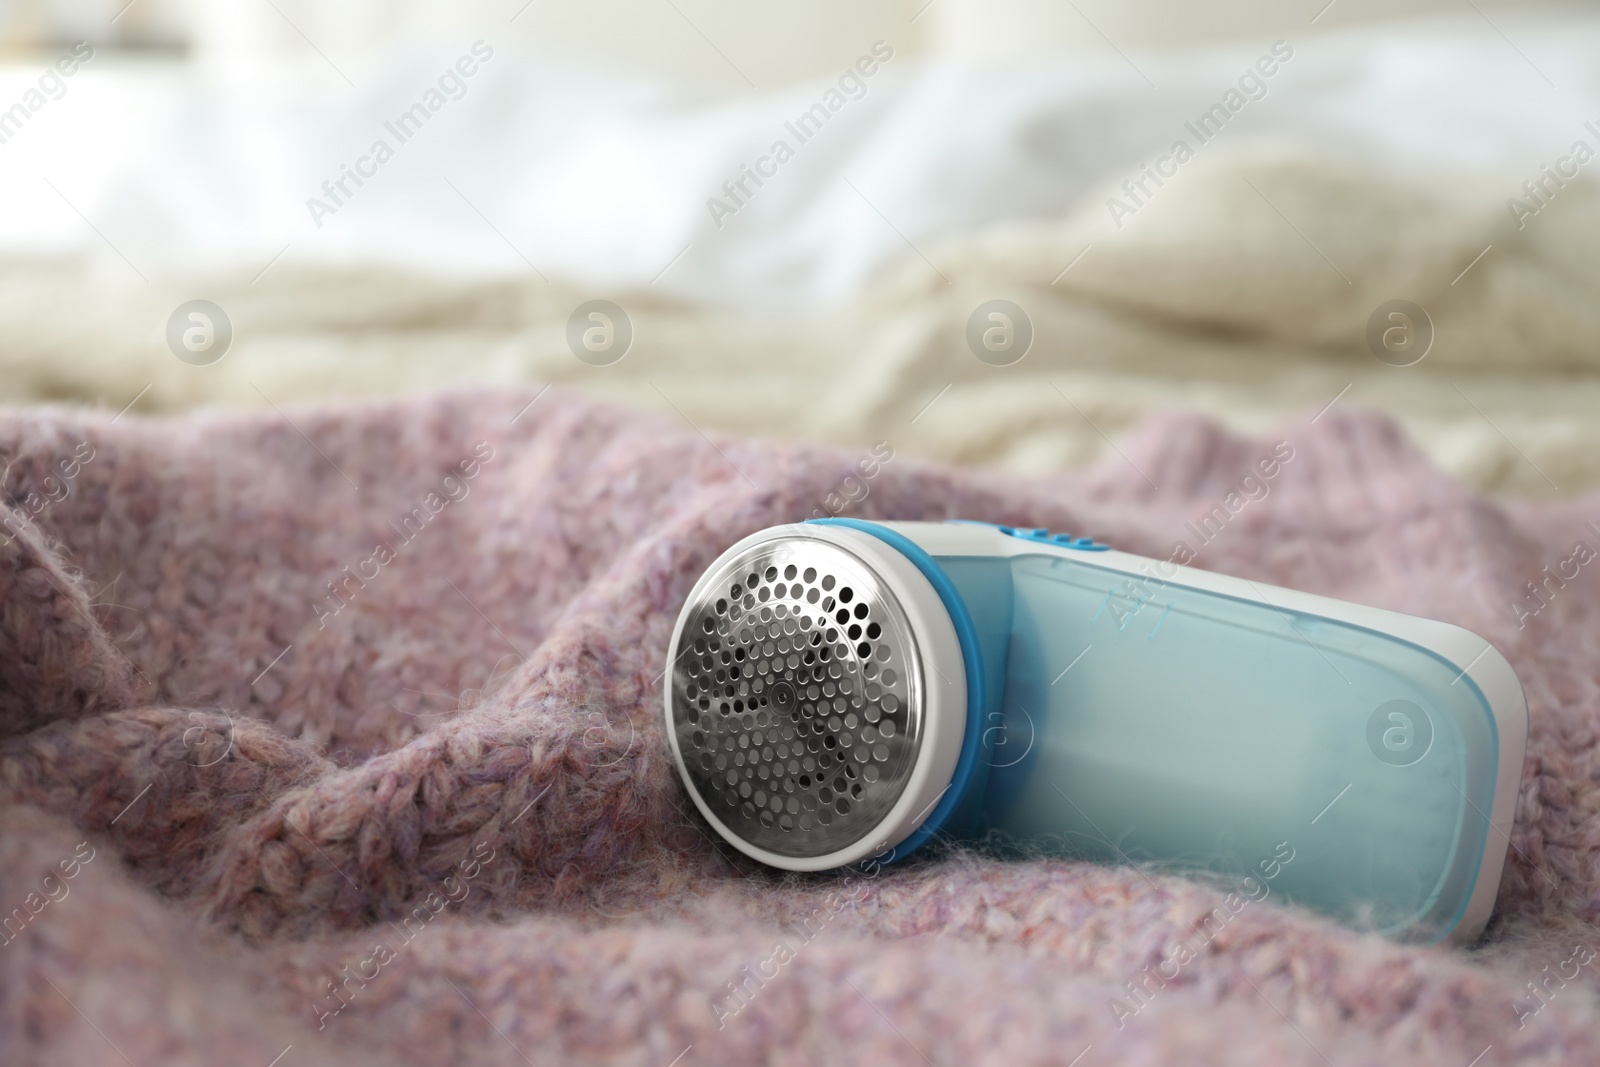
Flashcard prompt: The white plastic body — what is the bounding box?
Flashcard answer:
[873,521,1527,946]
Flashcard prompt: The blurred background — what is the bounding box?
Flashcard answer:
[1,0,1597,493]
[0,0,1540,81]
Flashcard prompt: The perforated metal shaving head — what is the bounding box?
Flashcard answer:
[667,536,925,860]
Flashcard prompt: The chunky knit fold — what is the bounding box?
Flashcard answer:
[1,387,1595,1067]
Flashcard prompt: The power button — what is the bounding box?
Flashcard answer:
[995,525,1110,552]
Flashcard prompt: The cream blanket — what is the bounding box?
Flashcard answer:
[4,144,1596,494]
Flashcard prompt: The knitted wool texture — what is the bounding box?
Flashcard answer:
[0,388,1595,1067]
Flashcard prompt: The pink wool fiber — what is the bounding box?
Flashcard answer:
[0,388,1596,1066]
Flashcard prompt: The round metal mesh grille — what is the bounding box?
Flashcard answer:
[669,537,925,859]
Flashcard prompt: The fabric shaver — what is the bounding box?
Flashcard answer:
[664,519,1526,944]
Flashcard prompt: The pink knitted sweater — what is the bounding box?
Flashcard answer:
[0,388,1594,1066]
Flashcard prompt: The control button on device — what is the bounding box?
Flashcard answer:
[994,524,1111,552]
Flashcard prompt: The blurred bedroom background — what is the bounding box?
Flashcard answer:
[1,0,1596,494]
